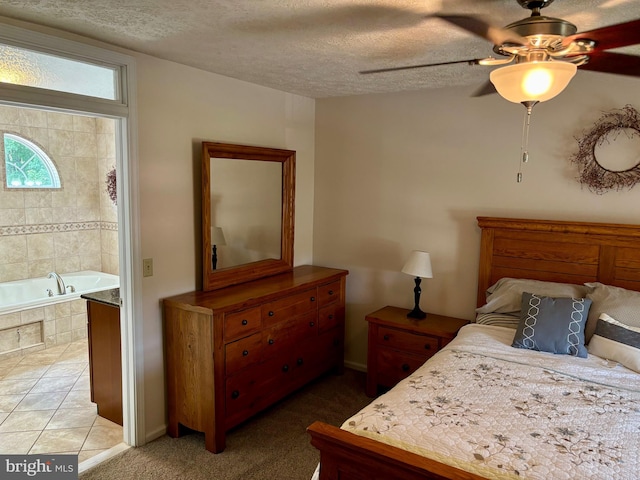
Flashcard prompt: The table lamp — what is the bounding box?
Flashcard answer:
[211,227,226,270]
[401,251,433,319]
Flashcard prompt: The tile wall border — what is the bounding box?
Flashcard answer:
[0,221,118,236]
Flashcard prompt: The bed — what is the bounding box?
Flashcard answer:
[308,216,640,480]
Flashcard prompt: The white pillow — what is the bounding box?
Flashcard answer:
[588,313,640,373]
[584,282,640,342]
[476,278,588,314]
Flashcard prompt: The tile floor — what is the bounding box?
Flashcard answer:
[0,338,124,463]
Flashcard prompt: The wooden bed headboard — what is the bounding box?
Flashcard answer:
[477,217,640,308]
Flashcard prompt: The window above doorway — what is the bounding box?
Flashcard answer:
[0,43,118,101]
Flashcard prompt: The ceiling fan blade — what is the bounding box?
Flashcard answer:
[430,15,527,46]
[471,81,497,97]
[565,19,640,51]
[360,58,483,75]
[579,51,640,78]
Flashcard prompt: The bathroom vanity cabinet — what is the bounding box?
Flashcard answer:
[83,289,123,426]
[162,265,348,453]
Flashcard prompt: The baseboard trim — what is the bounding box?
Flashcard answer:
[344,360,366,372]
[145,425,168,444]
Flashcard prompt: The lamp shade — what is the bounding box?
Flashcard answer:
[401,251,433,278]
[489,61,577,104]
[211,227,226,246]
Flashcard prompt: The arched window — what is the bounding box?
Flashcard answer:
[3,133,60,188]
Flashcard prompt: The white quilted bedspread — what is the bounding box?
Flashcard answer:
[343,324,640,480]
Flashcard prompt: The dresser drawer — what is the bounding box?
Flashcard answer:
[225,360,270,418]
[293,329,343,386]
[224,307,261,342]
[376,347,428,388]
[377,326,439,357]
[225,353,293,420]
[225,332,263,375]
[263,312,317,356]
[300,328,342,368]
[262,289,316,327]
[317,280,341,307]
[318,304,341,333]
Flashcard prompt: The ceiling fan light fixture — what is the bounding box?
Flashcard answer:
[489,61,577,103]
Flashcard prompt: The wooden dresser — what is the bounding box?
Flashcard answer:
[163,265,348,453]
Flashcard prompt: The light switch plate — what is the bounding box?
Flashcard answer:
[143,258,153,277]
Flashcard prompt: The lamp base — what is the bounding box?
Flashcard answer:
[407,307,426,320]
[407,276,426,319]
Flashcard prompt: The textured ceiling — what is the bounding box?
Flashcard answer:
[0,0,638,98]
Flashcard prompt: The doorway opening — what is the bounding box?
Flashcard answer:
[0,20,142,470]
[0,105,125,461]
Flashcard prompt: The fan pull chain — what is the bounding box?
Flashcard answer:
[517,101,538,183]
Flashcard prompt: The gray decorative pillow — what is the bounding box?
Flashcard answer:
[512,292,591,358]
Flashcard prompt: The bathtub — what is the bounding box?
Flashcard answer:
[0,270,119,316]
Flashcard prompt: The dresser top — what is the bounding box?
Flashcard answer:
[163,265,348,313]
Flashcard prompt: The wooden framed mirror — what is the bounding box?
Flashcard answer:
[202,142,295,291]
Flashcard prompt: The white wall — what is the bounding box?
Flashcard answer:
[135,53,316,439]
[314,71,640,369]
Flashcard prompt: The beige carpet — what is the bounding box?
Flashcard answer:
[80,369,371,480]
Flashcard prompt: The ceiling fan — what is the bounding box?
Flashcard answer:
[361,0,640,102]
[360,0,640,182]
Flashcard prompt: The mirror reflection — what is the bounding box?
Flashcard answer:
[210,157,282,269]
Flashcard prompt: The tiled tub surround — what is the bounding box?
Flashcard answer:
[1,298,87,359]
[0,105,119,284]
[0,271,120,315]
[0,272,119,358]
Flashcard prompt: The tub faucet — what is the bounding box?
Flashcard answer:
[48,272,66,295]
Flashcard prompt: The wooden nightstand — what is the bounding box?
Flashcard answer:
[366,306,469,397]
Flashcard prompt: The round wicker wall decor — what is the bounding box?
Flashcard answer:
[571,104,640,194]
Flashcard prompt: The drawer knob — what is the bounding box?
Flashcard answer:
[297,358,304,366]
[424,344,431,350]
[383,334,390,341]
[268,311,274,317]
[328,314,334,320]
[282,364,289,373]
[309,321,315,327]
[333,338,340,347]
[402,364,410,372]
[268,338,275,345]
[328,290,334,295]
[231,390,240,399]
[241,319,248,326]
[242,350,249,356]
[310,296,316,302]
